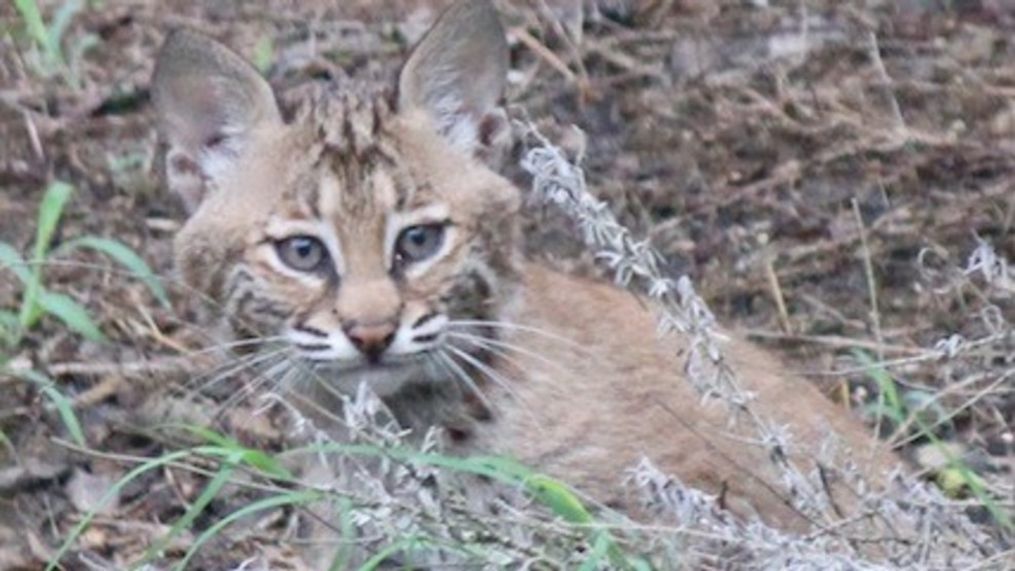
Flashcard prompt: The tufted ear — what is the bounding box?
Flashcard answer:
[398,0,509,156]
[151,29,282,212]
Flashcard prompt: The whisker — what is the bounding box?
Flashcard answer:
[213,360,285,418]
[208,349,294,416]
[435,350,495,413]
[268,360,302,396]
[187,346,290,394]
[165,332,286,369]
[443,346,545,434]
[443,345,528,409]
[181,351,264,393]
[180,335,288,359]
[444,334,541,387]
[180,338,281,378]
[301,361,355,405]
[281,369,360,434]
[446,319,590,353]
[445,331,571,374]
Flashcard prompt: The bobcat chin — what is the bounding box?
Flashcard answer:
[153,0,899,536]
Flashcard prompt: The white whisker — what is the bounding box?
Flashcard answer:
[180,335,287,359]
[445,331,571,374]
[185,346,289,393]
[213,350,294,416]
[447,319,589,353]
[444,346,528,409]
[443,346,546,435]
[436,349,495,413]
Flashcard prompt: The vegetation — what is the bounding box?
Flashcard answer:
[0,0,1011,569]
[1,181,166,453]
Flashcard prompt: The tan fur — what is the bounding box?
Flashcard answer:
[153,0,899,536]
[474,264,898,528]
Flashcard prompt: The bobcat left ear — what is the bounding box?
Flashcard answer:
[152,29,282,212]
[397,0,509,156]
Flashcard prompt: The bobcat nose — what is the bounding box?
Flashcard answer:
[344,321,396,363]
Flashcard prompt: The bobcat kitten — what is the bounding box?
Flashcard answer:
[152,0,898,533]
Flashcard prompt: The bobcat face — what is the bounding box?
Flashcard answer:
[153,0,519,396]
[225,97,518,395]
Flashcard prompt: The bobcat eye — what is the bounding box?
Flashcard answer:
[394,224,445,265]
[275,236,328,273]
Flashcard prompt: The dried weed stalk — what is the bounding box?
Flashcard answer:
[519,128,1009,569]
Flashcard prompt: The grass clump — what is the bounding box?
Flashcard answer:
[0,180,168,348]
[11,0,93,86]
[0,180,168,453]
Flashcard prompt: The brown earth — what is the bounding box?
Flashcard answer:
[0,0,1012,568]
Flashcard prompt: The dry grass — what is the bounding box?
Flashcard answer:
[0,0,1012,568]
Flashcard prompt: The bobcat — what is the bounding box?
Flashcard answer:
[152,0,898,536]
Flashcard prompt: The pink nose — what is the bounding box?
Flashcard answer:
[344,322,396,362]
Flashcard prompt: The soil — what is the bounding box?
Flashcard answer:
[0,0,1012,568]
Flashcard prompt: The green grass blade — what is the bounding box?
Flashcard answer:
[288,444,594,518]
[39,384,86,446]
[328,496,357,571]
[48,0,82,58]
[0,241,31,283]
[8,367,86,447]
[579,531,612,571]
[175,489,324,571]
[252,36,275,74]
[0,310,18,346]
[37,291,105,342]
[526,474,593,524]
[20,181,74,328]
[902,390,953,434]
[182,425,292,479]
[57,236,170,308]
[46,449,196,571]
[12,0,54,60]
[34,181,74,263]
[915,417,1012,531]
[853,349,903,417]
[287,443,644,568]
[861,401,906,427]
[856,349,1012,531]
[138,450,244,568]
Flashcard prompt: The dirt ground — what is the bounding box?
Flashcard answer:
[1,0,1013,569]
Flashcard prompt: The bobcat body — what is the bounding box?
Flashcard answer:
[153,0,898,534]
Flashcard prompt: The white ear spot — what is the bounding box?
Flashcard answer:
[195,126,245,182]
[432,95,478,153]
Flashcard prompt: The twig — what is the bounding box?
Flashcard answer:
[851,198,884,361]
[510,26,578,85]
[865,30,907,135]
[71,375,125,409]
[47,357,197,379]
[763,254,793,334]
[744,329,923,356]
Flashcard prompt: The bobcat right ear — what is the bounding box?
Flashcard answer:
[152,29,282,212]
[398,0,509,156]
